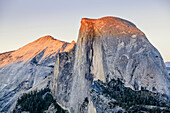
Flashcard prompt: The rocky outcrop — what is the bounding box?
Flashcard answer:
[51,17,170,113]
[0,36,75,112]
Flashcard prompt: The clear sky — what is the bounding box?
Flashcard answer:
[0,0,170,61]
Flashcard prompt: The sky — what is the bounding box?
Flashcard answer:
[0,0,170,61]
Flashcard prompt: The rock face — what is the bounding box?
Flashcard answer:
[165,62,170,75]
[51,17,170,113]
[0,35,75,112]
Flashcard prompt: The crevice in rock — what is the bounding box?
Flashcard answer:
[115,67,124,79]
[130,64,138,83]
[130,58,139,83]
[61,43,68,51]
[85,23,95,83]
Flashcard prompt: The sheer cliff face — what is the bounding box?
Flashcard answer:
[0,36,75,112]
[51,17,170,113]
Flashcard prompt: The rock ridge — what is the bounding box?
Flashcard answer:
[80,17,145,39]
[0,35,75,67]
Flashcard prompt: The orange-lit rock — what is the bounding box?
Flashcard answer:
[79,17,145,39]
[0,35,75,67]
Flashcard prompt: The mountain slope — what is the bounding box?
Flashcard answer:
[0,35,74,67]
[51,17,170,113]
[0,35,75,112]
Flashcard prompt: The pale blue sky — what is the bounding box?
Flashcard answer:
[0,0,170,61]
